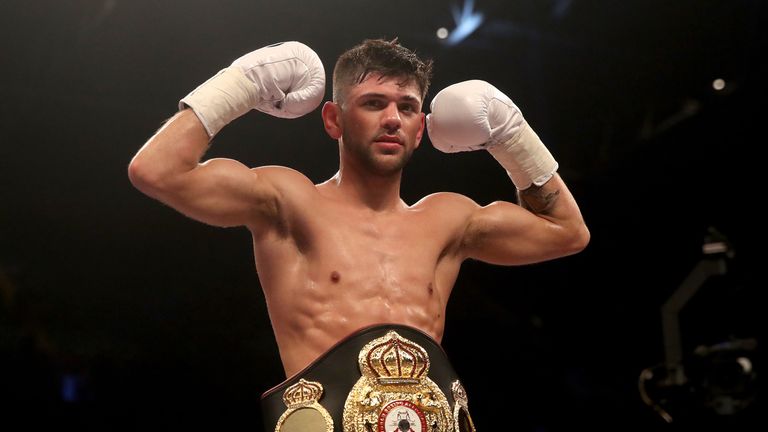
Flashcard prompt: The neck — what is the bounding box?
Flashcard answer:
[322,161,405,212]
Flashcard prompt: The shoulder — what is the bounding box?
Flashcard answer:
[247,165,321,220]
[412,192,479,213]
[408,193,483,258]
[410,192,481,230]
[250,165,317,194]
[251,165,313,183]
[245,166,321,237]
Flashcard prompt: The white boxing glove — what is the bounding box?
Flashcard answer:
[427,80,558,190]
[180,41,325,138]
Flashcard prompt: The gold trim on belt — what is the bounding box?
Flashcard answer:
[275,379,333,432]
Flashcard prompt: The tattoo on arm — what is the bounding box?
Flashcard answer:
[517,185,560,215]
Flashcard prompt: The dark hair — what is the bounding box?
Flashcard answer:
[332,38,433,105]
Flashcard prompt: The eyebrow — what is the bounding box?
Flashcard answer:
[359,92,421,104]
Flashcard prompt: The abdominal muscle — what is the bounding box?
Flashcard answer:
[259,257,456,378]
[251,205,463,378]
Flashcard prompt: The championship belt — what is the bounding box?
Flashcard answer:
[261,324,477,432]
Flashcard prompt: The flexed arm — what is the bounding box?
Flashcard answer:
[128,42,325,229]
[427,80,589,265]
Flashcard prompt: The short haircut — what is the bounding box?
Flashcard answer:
[332,38,433,105]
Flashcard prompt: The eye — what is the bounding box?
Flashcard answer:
[364,99,385,109]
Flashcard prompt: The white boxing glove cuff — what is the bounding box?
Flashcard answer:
[179,67,259,138]
[487,123,559,190]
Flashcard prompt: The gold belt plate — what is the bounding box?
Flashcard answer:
[342,330,453,432]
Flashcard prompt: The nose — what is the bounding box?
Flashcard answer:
[381,102,401,132]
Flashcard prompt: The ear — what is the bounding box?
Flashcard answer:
[321,101,342,140]
[414,112,425,149]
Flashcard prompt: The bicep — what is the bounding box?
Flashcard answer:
[460,200,580,265]
[153,158,280,228]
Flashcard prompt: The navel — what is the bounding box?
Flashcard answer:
[330,271,341,283]
[427,282,434,295]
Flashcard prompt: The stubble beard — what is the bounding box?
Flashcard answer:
[344,134,413,177]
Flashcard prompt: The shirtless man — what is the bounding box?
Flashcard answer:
[128,39,589,431]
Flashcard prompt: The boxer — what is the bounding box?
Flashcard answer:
[128,39,589,431]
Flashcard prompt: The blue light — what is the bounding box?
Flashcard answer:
[61,374,82,403]
[445,0,484,46]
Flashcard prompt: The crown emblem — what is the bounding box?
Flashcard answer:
[282,379,324,408]
[359,331,430,384]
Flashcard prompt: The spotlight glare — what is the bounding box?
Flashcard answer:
[737,357,752,374]
[445,0,484,46]
[712,78,726,91]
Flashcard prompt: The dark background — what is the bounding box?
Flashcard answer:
[1,0,764,430]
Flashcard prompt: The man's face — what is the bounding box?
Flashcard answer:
[336,73,425,175]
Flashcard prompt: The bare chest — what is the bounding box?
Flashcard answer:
[252,194,464,307]
[308,209,445,279]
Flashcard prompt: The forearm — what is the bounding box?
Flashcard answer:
[516,181,558,215]
[519,174,590,253]
[128,109,209,190]
[516,174,583,223]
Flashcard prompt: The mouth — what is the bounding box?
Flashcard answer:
[373,134,404,145]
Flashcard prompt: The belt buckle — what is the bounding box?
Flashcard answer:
[342,330,453,432]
